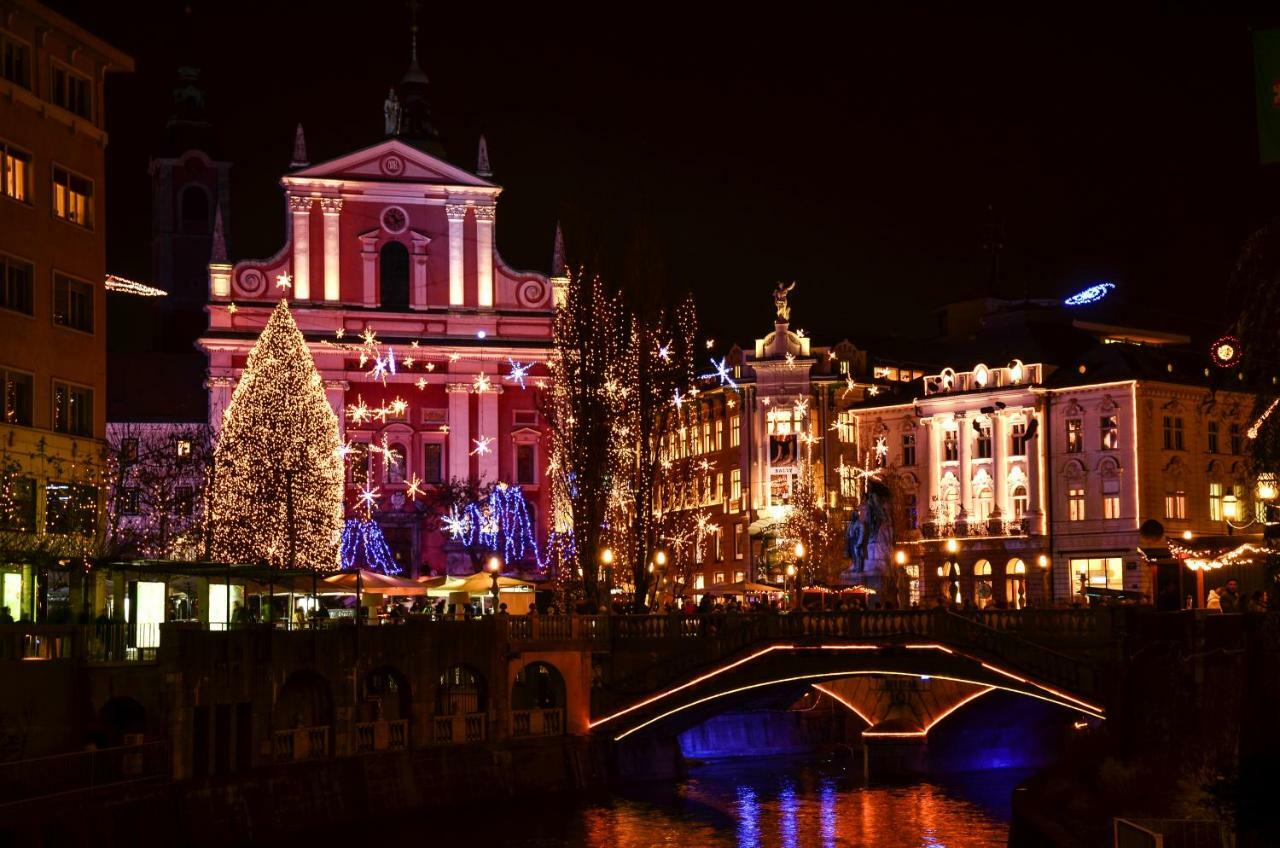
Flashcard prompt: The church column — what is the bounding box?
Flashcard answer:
[446,203,467,307]
[447,383,471,482]
[1025,407,1043,534]
[957,414,973,521]
[289,196,312,300]
[359,232,379,306]
[320,197,343,301]
[477,384,500,484]
[411,231,431,309]
[993,412,1009,520]
[206,376,235,432]
[325,380,349,440]
[474,204,495,308]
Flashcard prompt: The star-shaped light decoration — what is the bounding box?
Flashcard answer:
[360,327,378,346]
[347,396,371,425]
[672,389,684,410]
[727,397,737,410]
[705,339,715,350]
[226,302,238,315]
[709,357,737,389]
[761,397,772,406]
[410,340,420,348]
[842,375,858,400]
[784,353,797,369]
[357,483,381,515]
[370,436,401,466]
[425,362,436,372]
[534,378,547,390]
[335,441,356,461]
[442,508,469,540]
[275,272,292,291]
[402,356,415,368]
[688,385,700,398]
[415,377,428,390]
[793,397,810,417]
[505,358,532,389]
[335,327,345,339]
[439,424,450,434]
[472,371,492,393]
[405,474,424,501]
[448,352,461,363]
[827,350,838,361]
[657,342,672,362]
[471,435,494,456]
[697,458,715,473]
[389,397,409,417]
[874,434,889,464]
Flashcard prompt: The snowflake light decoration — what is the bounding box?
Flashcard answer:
[275,272,292,291]
[347,396,371,425]
[708,357,737,389]
[505,358,532,389]
[472,371,492,393]
[357,483,381,516]
[442,508,469,540]
[471,435,494,456]
[657,342,672,362]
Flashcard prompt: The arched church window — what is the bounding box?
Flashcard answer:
[384,442,408,484]
[181,185,210,234]
[380,241,410,308]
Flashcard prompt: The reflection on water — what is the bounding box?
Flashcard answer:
[441,757,1023,848]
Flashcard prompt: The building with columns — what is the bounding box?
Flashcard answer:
[847,321,1260,608]
[198,64,558,576]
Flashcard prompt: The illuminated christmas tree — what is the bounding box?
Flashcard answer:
[209,299,344,570]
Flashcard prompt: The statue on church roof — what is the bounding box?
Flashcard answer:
[384,88,401,137]
[773,280,796,322]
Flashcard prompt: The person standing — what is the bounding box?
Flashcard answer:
[1217,579,1242,614]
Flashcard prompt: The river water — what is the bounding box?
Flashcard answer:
[439,756,1026,847]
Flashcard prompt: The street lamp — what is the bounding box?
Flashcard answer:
[1223,494,1240,536]
[486,555,502,611]
[600,547,615,598]
[786,563,798,610]
[1037,554,1050,605]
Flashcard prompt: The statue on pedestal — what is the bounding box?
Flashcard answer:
[773,281,796,322]
[384,88,402,137]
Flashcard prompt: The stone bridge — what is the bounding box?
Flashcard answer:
[566,609,1131,744]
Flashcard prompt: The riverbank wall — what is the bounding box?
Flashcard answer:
[1,735,608,848]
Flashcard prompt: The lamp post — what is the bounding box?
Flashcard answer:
[1223,494,1240,537]
[601,547,614,603]
[786,563,798,610]
[486,555,502,612]
[1037,554,1050,605]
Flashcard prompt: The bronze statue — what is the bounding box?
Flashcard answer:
[773,281,796,322]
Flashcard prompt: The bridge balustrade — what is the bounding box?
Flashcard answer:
[273,726,329,762]
[354,719,409,754]
[511,708,564,737]
[431,713,487,744]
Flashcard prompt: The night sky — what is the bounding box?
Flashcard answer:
[47,4,1280,346]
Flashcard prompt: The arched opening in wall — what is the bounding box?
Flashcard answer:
[273,669,333,760]
[97,696,147,747]
[437,665,486,715]
[383,441,408,483]
[380,241,410,308]
[973,476,994,523]
[938,560,961,605]
[1011,484,1029,522]
[1006,559,1027,609]
[973,560,994,608]
[511,661,566,737]
[180,184,210,234]
[362,666,411,722]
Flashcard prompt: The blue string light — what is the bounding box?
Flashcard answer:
[457,484,547,568]
[340,518,402,574]
[1063,282,1115,306]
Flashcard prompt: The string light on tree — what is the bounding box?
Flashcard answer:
[340,518,401,574]
[207,299,344,570]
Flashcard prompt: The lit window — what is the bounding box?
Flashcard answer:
[730,415,741,448]
[715,419,723,451]
[1011,485,1029,520]
[734,524,745,560]
[1100,416,1118,451]
[384,442,407,483]
[1,141,32,203]
[694,574,704,591]
[713,571,725,585]
[1164,490,1186,520]
[1102,474,1121,519]
[44,481,97,534]
[1066,419,1082,454]
[974,483,994,522]
[1209,481,1223,522]
[52,166,93,227]
[730,468,741,511]
[423,442,443,484]
[1070,556,1123,591]
[1068,487,1086,521]
[175,438,192,459]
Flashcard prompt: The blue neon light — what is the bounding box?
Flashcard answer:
[1063,282,1115,306]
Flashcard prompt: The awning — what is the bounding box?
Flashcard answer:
[704,580,782,596]
[322,570,427,595]
[417,573,533,597]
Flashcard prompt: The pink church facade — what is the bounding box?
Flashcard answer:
[200,138,561,576]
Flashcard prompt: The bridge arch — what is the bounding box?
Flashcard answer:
[512,661,566,711]
[362,665,411,722]
[275,669,333,730]
[592,641,1104,742]
[437,664,487,715]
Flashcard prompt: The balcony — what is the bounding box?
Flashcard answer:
[920,515,1031,540]
[272,726,329,762]
[511,708,564,737]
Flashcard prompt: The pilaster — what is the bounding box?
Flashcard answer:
[289,195,313,300]
[320,197,343,301]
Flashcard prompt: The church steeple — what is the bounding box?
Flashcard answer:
[476,135,492,178]
[290,123,309,169]
[393,0,444,156]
